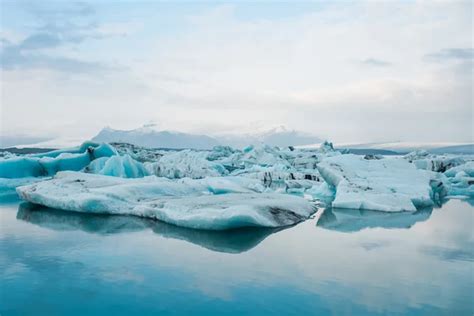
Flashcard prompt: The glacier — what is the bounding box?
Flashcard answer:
[16,171,316,230]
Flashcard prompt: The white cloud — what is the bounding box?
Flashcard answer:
[1,1,472,142]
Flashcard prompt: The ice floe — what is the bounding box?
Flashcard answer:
[16,171,316,230]
[317,154,439,212]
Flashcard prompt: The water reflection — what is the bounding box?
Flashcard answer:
[316,207,434,232]
[17,203,282,254]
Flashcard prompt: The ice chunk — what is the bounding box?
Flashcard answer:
[404,150,465,173]
[29,141,115,158]
[206,145,237,161]
[0,143,116,178]
[16,171,315,230]
[305,182,335,202]
[317,154,437,212]
[444,161,474,177]
[111,142,163,162]
[0,177,48,201]
[85,154,149,178]
[443,162,474,197]
[319,140,336,153]
[147,150,228,179]
[240,145,291,167]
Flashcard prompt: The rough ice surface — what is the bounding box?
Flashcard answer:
[147,150,229,179]
[0,142,116,178]
[317,154,437,212]
[7,139,474,230]
[404,150,465,173]
[84,154,149,178]
[17,171,315,230]
[109,142,164,162]
[443,161,474,197]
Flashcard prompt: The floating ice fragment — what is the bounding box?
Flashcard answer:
[16,171,316,230]
[317,154,438,212]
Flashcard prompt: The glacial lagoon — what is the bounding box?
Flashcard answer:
[1,198,472,315]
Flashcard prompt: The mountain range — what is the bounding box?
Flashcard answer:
[91,124,322,149]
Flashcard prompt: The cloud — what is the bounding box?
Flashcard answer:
[0,2,122,73]
[1,1,472,142]
[425,48,474,62]
[360,58,392,67]
[22,1,95,21]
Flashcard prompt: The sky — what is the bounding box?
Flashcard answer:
[0,0,473,143]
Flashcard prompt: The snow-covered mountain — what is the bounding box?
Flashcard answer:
[218,125,322,148]
[92,125,220,150]
[91,124,322,149]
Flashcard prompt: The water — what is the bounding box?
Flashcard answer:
[1,198,473,315]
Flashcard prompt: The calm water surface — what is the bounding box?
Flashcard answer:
[0,197,473,315]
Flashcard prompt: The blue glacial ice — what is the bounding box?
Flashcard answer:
[16,171,316,230]
[146,149,229,179]
[85,154,149,178]
[8,140,474,230]
[317,154,440,212]
[443,161,474,197]
[404,150,466,173]
[0,142,117,198]
[0,142,117,178]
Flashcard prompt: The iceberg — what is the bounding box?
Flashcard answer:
[404,150,465,173]
[84,154,149,178]
[317,154,438,212]
[443,162,474,197]
[16,171,316,230]
[112,142,164,162]
[147,150,228,179]
[0,142,117,179]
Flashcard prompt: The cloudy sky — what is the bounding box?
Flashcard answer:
[1,0,472,143]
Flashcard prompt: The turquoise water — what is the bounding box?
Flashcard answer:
[1,198,473,315]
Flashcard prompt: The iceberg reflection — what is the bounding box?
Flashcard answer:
[17,203,281,254]
[316,207,433,232]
